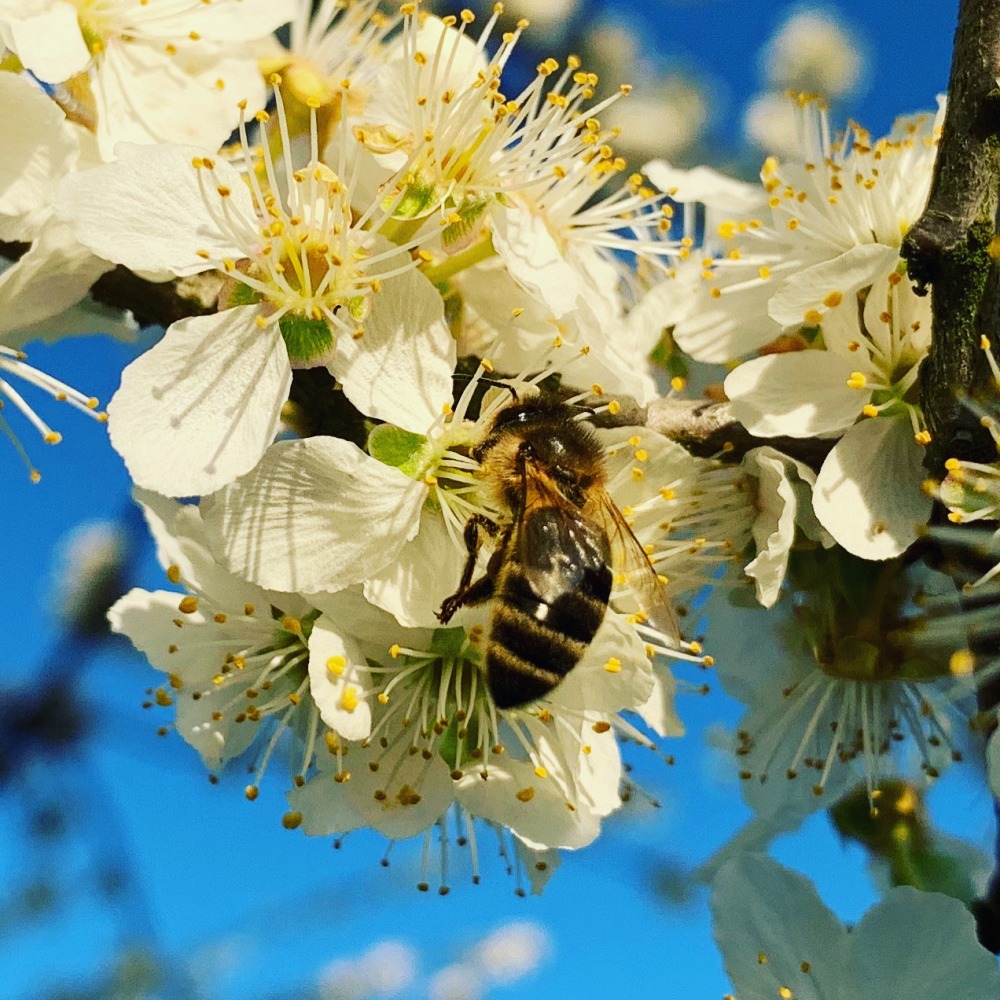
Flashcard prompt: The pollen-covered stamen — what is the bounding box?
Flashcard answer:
[285,0,399,105]
[166,610,318,791]
[0,346,107,478]
[189,87,428,364]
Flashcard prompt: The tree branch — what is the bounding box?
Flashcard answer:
[901,0,1000,472]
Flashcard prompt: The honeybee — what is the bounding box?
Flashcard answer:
[436,393,680,709]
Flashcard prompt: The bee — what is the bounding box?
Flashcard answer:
[436,393,679,709]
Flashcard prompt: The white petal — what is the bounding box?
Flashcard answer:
[812,417,932,559]
[643,161,765,215]
[456,756,602,851]
[0,73,79,238]
[201,436,426,593]
[0,222,112,346]
[308,587,433,651]
[548,612,654,716]
[139,0,294,40]
[92,42,266,158]
[293,739,453,841]
[332,265,455,433]
[363,510,466,628]
[1,2,89,82]
[56,143,255,276]
[108,587,273,686]
[634,661,685,737]
[711,855,853,1000]
[3,294,137,349]
[988,729,1000,802]
[741,446,816,608]
[725,351,864,437]
[107,307,291,496]
[768,243,900,327]
[492,203,589,319]
[287,771,364,838]
[850,887,1000,1000]
[307,617,373,741]
[133,489,273,611]
[673,266,780,363]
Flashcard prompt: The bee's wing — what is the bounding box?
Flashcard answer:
[586,489,682,644]
[517,474,613,607]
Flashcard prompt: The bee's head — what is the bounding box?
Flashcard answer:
[480,397,605,508]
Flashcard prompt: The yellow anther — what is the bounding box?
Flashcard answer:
[178,596,199,614]
[389,643,401,659]
[340,686,360,712]
[670,376,685,392]
[327,656,346,677]
[846,371,868,390]
[950,649,975,676]
[823,291,842,308]
[533,766,548,778]
[604,657,622,674]
[758,266,771,280]
[914,430,932,445]
[862,404,879,418]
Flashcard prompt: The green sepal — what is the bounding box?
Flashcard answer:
[230,281,263,307]
[442,198,491,254]
[832,636,880,680]
[649,326,690,380]
[279,314,334,363]
[368,424,427,476]
[431,627,469,659]
[391,180,441,220]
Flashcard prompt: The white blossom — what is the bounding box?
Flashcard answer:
[58,89,455,496]
[0,0,293,158]
[711,854,1000,1000]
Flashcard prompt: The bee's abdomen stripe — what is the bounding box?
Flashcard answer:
[486,643,565,709]
[501,570,609,645]
[490,602,585,675]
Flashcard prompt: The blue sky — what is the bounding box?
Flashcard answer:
[0,2,987,998]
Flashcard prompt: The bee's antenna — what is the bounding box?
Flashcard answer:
[452,372,519,401]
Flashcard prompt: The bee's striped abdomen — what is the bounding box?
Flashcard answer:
[485,544,612,710]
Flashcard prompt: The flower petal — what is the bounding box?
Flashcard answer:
[201,436,426,593]
[741,446,819,608]
[710,854,853,1000]
[92,41,267,158]
[56,142,255,276]
[850,887,1000,1000]
[308,616,373,742]
[456,756,602,851]
[363,510,467,628]
[107,306,291,497]
[725,350,863,438]
[812,416,932,559]
[0,73,79,239]
[0,221,112,346]
[768,243,900,327]
[491,203,589,319]
[331,264,455,433]
[133,489,276,611]
[0,1,90,83]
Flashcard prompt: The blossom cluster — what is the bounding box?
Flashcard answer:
[1,0,985,901]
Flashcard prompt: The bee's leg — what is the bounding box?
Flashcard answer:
[437,514,499,623]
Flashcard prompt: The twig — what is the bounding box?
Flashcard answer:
[901,0,1000,472]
